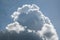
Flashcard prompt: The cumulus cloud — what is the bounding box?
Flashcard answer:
[37,24,58,40]
[5,4,59,40]
[6,21,25,33]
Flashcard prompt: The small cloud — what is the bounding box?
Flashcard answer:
[6,21,25,33]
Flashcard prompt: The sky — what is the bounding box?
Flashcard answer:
[0,0,60,39]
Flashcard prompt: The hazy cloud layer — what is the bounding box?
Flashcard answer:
[0,4,59,40]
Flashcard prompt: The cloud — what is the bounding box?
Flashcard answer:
[37,24,58,40]
[0,31,43,40]
[11,4,45,31]
[1,4,59,40]
[6,21,25,33]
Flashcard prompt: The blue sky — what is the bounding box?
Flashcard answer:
[0,0,60,38]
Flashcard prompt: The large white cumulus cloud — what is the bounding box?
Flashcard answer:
[6,4,59,40]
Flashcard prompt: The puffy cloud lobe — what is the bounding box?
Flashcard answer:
[37,24,58,40]
[6,4,59,40]
[6,21,25,33]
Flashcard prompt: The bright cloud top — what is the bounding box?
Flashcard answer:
[6,4,59,40]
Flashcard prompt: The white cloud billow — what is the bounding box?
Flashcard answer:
[6,4,59,40]
[6,21,25,33]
